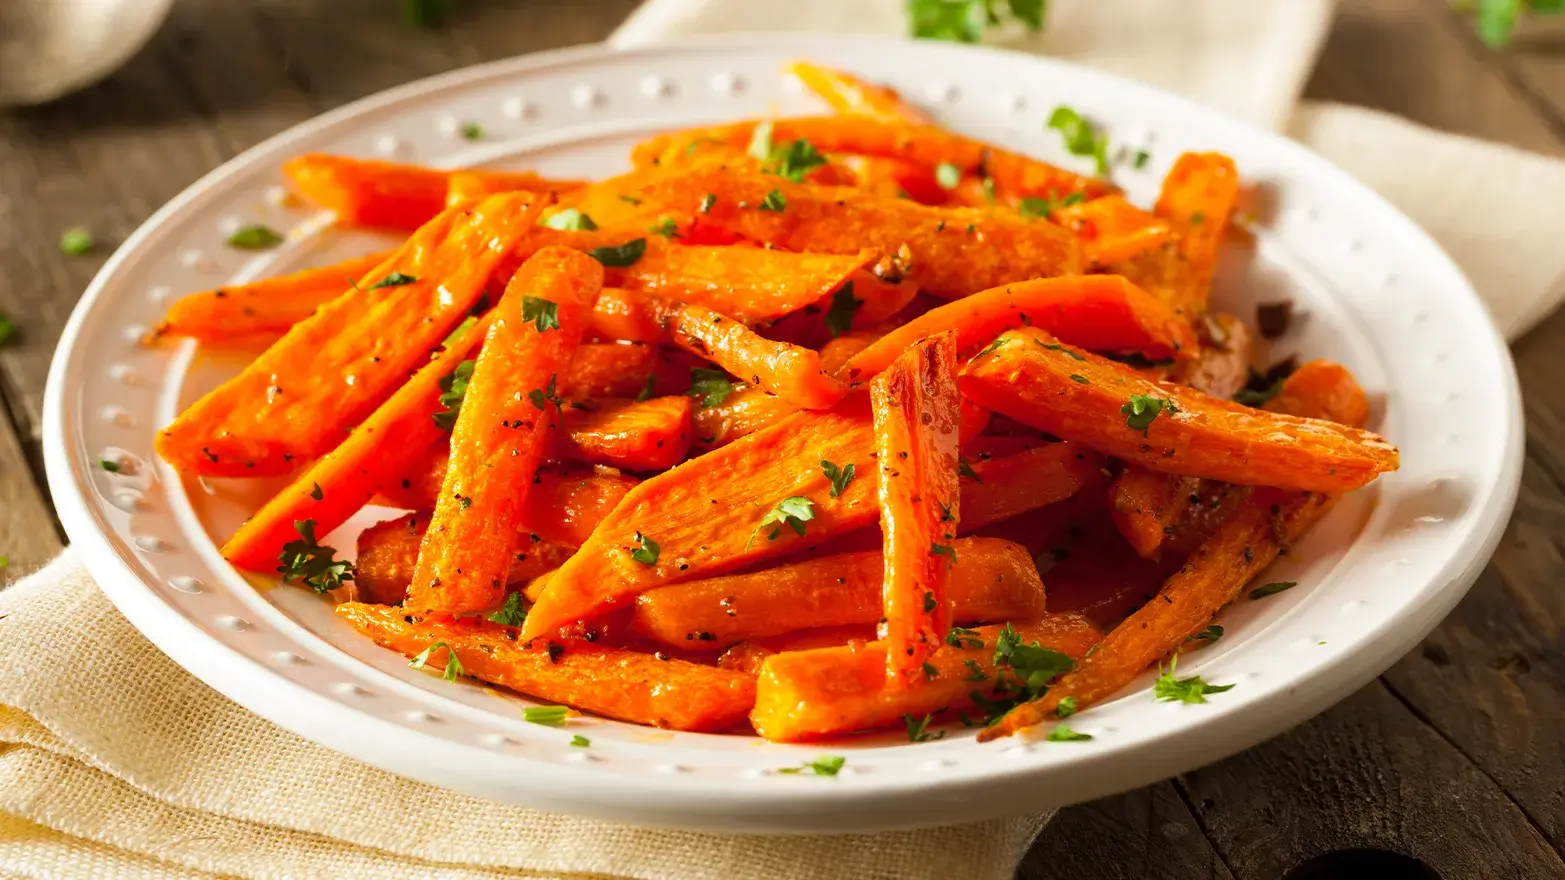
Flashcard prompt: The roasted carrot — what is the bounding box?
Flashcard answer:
[520,398,882,639]
[159,194,544,477]
[625,167,1084,299]
[959,443,1103,531]
[958,328,1398,493]
[353,513,573,606]
[718,626,878,676]
[445,168,585,207]
[220,313,493,572]
[751,616,1101,742]
[871,332,962,685]
[690,384,799,450]
[632,117,1110,203]
[981,359,1371,739]
[666,300,847,410]
[407,246,603,615]
[820,332,880,375]
[337,603,755,732]
[1053,195,1174,266]
[283,155,571,230]
[833,153,948,203]
[559,396,693,471]
[786,61,933,125]
[630,537,1046,648]
[1147,152,1240,316]
[837,275,1197,384]
[1268,359,1372,428]
[587,287,666,343]
[1172,314,1253,399]
[1108,469,1205,560]
[613,245,878,324]
[150,252,393,343]
[561,343,658,399]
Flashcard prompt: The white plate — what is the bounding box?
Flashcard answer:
[44,34,1522,834]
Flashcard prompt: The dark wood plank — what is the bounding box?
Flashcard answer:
[1304,0,1565,156]
[1179,682,1565,878]
[1428,0,1565,145]
[0,405,60,581]
[1020,782,1234,880]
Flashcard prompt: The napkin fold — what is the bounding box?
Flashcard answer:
[9,1,1565,877]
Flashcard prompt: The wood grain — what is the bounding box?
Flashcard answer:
[1021,782,1234,880]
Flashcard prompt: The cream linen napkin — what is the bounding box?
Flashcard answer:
[9,3,1565,879]
[614,0,1565,339]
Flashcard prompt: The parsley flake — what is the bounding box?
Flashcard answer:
[824,282,863,338]
[369,272,417,289]
[100,459,122,473]
[1046,725,1092,742]
[964,658,988,681]
[410,640,465,681]
[946,627,983,649]
[648,218,681,239]
[460,122,484,141]
[227,225,285,250]
[526,375,565,411]
[1121,394,1171,436]
[687,368,735,407]
[905,713,945,742]
[487,592,528,627]
[1153,657,1234,704]
[1047,106,1110,176]
[277,519,354,594]
[1189,624,1224,643]
[699,193,717,213]
[440,315,477,349]
[1042,341,1085,361]
[907,0,1046,42]
[821,459,856,498]
[1056,696,1079,718]
[1018,197,1053,219]
[543,209,598,231]
[778,755,845,776]
[587,238,647,268]
[309,482,323,501]
[635,373,657,403]
[1234,377,1286,408]
[763,138,829,182]
[570,735,591,748]
[630,531,660,566]
[759,189,787,212]
[433,360,475,430]
[1069,374,1090,384]
[524,705,571,726]
[754,495,817,545]
[934,162,962,189]
[521,296,561,332]
[1133,149,1151,169]
[747,121,775,160]
[59,226,94,255]
[1249,581,1297,600]
[931,543,958,564]
[957,458,982,482]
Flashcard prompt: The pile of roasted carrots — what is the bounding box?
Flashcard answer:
[151,61,1398,744]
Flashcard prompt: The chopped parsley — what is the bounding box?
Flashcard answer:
[1234,377,1286,407]
[543,209,598,231]
[487,592,527,627]
[1190,211,1206,225]
[923,660,940,680]
[763,138,829,182]
[754,495,817,544]
[1069,374,1090,384]
[823,282,862,338]
[778,755,846,776]
[1106,351,1176,370]
[759,189,787,212]
[978,336,1008,357]
[226,225,285,250]
[521,296,560,332]
[1249,581,1297,600]
[1121,394,1172,436]
[432,360,475,430]
[907,0,1045,42]
[923,591,938,613]
[1046,725,1092,742]
[648,218,681,239]
[821,459,856,498]
[309,482,323,501]
[1189,624,1224,643]
[747,120,775,160]
[526,375,565,411]
[277,519,354,594]
[459,121,484,141]
[1055,696,1079,718]
[409,640,464,681]
[1152,657,1234,704]
[570,735,591,748]
[524,705,571,727]
[687,368,736,407]
[1018,197,1053,219]
[905,712,945,742]
[964,659,988,681]
[630,531,660,566]
[59,226,94,255]
[635,373,657,402]
[994,622,1075,695]
[617,194,643,206]
[946,626,983,649]
[100,459,122,473]
[957,458,982,482]
[1133,149,1151,169]
[931,543,958,564]
[699,193,717,214]
[440,316,477,349]
[587,238,647,268]
[1046,106,1110,176]
[369,272,417,289]
[1041,340,1085,361]
[934,162,962,189]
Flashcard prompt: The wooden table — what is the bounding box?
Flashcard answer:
[3,1,1562,877]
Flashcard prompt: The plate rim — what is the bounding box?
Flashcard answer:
[42,32,1525,833]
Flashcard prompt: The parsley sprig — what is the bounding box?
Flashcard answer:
[1122,394,1173,437]
[433,360,475,430]
[824,282,862,339]
[1047,106,1110,176]
[410,641,464,682]
[688,368,736,407]
[521,296,560,332]
[749,495,817,548]
[487,592,527,627]
[821,460,856,498]
[907,0,1046,43]
[277,519,354,594]
[778,755,845,776]
[1152,657,1234,704]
